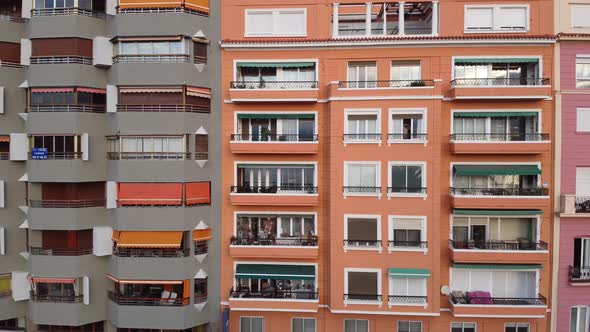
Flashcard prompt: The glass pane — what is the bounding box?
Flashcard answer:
[251,317,263,332]
[152,42,169,55]
[392,166,406,189]
[344,320,355,332]
[292,318,303,332]
[407,166,423,190]
[138,42,153,54]
[304,319,316,332]
[357,320,369,332]
[240,317,251,332]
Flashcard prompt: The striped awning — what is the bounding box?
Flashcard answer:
[32,277,75,284]
[186,87,211,98]
[453,165,541,176]
[119,87,183,94]
[454,112,538,118]
[0,136,9,143]
[31,87,74,93]
[116,231,183,248]
[237,62,315,68]
[452,264,542,270]
[388,268,430,278]
[237,114,315,119]
[115,35,184,42]
[193,229,211,241]
[78,87,106,94]
[453,209,543,216]
[455,58,539,64]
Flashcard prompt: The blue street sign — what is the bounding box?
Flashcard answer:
[31,148,47,160]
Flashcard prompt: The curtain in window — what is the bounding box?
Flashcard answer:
[281,119,298,141]
[348,165,376,187]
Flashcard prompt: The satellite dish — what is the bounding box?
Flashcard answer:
[441,285,451,295]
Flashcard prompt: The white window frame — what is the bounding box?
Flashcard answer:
[450,322,477,332]
[387,161,427,198]
[391,61,422,81]
[240,316,264,332]
[504,323,530,332]
[451,268,540,299]
[388,215,427,253]
[343,161,382,197]
[343,109,382,144]
[292,318,316,332]
[571,306,590,332]
[464,5,530,33]
[343,214,382,251]
[244,9,307,37]
[232,161,318,195]
[343,319,370,332]
[344,268,382,305]
[397,321,423,332]
[576,56,590,88]
[450,214,542,248]
[388,108,428,144]
[387,276,427,306]
[450,109,543,140]
[571,5,590,28]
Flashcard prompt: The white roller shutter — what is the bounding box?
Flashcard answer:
[92,226,113,256]
[106,0,117,15]
[20,39,31,66]
[106,85,117,113]
[245,11,273,35]
[11,271,30,301]
[22,0,32,18]
[0,86,4,114]
[576,168,590,196]
[465,7,493,30]
[450,269,469,291]
[572,5,590,27]
[81,133,89,161]
[0,227,5,255]
[83,276,90,305]
[106,181,117,209]
[0,180,4,208]
[392,218,423,230]
[93,37,113,67]
[9,133,29,161]
[498,7,527,30]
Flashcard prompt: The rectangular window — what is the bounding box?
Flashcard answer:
[390,164,425,194]
[245,9,306,36]
[391,61,421,81]
[241,317,264,332]
[391,218,424,248]
[346,164,378,188]
[346,216,379,246]
[505,323,530,332]
[390,111,425,140]
[576,57,590,88]
[571,306,590,332]
[195,134,208,160]
[193,40,208,64]
[577,109,590,131]
[398,321,422,332]
[464,6,528,32]
[451,323,476,332]
[347,62,378,88]
[572,5,590,28]
[344,319,369,332]
[576,168,590,196]
[391,278,426,297]
[347,114,379,137]
[194,277,207,303]
[292,318,316,332]
[118,40,186,56]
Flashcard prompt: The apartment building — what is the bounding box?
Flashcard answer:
[0,0,220,331]
[221,1,554,332]
[554,0,590,331]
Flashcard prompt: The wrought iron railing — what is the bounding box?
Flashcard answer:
[108,291,189,306]
[29,104,105,113]
[388,187,427,194]
[451,78,550,87]
[450,187,549,196]
[230,288,318,300]
[30,247,93,256]
[575,197,590,213]
[113,248,190,258]
[30,56,92,65]
[388,295,427,304]
[230,80,318,89]
[338,79,434,88]
[29,199,105,208]
[344,293,382,301]
[569,266,590,282]
[231,236,318,247]
[343,240,382,247]
[449,239,548,251]
[231,185,318,194]
[343,133,382,141]
[450,133,550,142]
[31,7,106,18]
[116,104,210,113]
[343,186,381,194]
[30,293,83,303]
[0,12,23,22]
[117,7,209,16]
[388,133,428,140]
[388,241,428,249]
[28,151,83,160]
[450,293,546,305]
[107,152,191,160]
[0,152,9,160]
[113,54,190,63]
[230,134,318,142]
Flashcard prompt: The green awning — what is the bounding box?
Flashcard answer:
[237,62,315,68]
[452,264,542,270]
[455,58,539,64]
[454,112,538,118]
[388,268,430,278]
[453,209,543,216]
[453,165,541,176]
[237,114,315,120]
[235,264,315,280]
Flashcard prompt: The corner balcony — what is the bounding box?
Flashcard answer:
[449,78,551,100]
[28,199,105,230]
[31,7,106,19]
[448,293,547,318]
[230,134,319,155]
[569,266,590,286]
[329,80,439,99]
[448,240,549,264]
[29,104,105,113]
[450,133,551,155]
[29,291,91,326]
[229,236,318,259]
[230,186,319,207]
[560,195,590,217]
[228,81,319,103]
[450,187,549,210]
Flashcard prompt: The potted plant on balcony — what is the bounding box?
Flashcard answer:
[410,81,426,87]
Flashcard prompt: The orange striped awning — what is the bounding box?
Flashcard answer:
[0,136,9,143]
[32,277,75,284]
[116,231,183,248]
[112,230,120,242]
[193,229,211,241]
[118,0,183,9]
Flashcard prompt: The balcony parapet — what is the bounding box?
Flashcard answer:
[561,195,590,216]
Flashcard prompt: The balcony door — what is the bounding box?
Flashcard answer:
[574,238,590,279]
[251,119,272,141]
[347,62,377,88]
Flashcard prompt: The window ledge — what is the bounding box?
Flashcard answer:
[388,248,428,254]
[388,139,427,145]
[343,140,382,145]
[463,30,529,34]
[343,246,382,253]
[387,193,427,199]
[450,140,550,144]
[343,193,382,199]
[344,299,382,306]
[387,302,428,308]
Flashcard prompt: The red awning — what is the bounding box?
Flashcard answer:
[78,87,106,94]
[32,277,75,284]
[0,136,9,143]
[31,88,74,93]
[185,182,210,205]
[120,87,183,94]
[118,183,183,206]
[186,87,211,98]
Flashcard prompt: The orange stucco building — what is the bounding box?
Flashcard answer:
[220,1,555,331]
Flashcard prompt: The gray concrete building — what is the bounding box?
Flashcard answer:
[0,0,220,330]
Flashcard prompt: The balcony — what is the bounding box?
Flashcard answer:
[31,7,106,18]
[113,54,190,64]
[230,185,318,206]
[113,248,190,258]
[108,292,189,307]
[560,195,590,217]
[330,80,439,99]
[388,295,427,306]
[30,104,105,113]
[0,11,23,23]
[450,187,549,209]
[30,56,93,65]
[449,240,549,264]
[30,247,93,256]
[388,241,428,250]
[448,293,547,318]
[450,133,551,155]
[230,134,319,155]
[107,152,191,160]
[230,237,318,259]
[116,104,209,113]
[569,266,590,285]
[343,186,382,196]
[30,293,83,303]
[117,0,209,16]
[29,199,104,208]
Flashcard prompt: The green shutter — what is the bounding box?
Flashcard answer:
[452,264,542,270]
[453,165,541,176]
[235,264,315,280]
[455,58,539,64]
[237,114,315,120]
[452,209,543,216]
[387,268,430,278]
[454,112,538,118]
[237,62,315,68]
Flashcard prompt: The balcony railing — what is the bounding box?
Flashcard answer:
[113,54,190,63]
[0,60,24,68]
[569,266,590,282]
[449,240,548,251]
[230,81,318,89]
[231,236,318,247]
[388,187,427,194]
[344,293,382,301]
[450,133,549,142]
[117,7,209,16]
[451,78,550,87]
[388,295,427,304]
[108,291,189,306]
[343,186,381,194]
[194,241,208,255]
[450,293,546,306]
[388,133,428,141]
[450,187,549,196]
[343,240,382,247]
[116,104,210,113]
[0,152,9,160]
[107,152,191,160]
[29,199,105,208]
[30,293,83,303]
[28,151,83,160]
[231,185,318,194]
[31,7,106,18]
[338,80,434,88]
[0,12,24,22]
[113,248,190,258]
[30,247,93,256]
[343,133,382,141]
[230,288,318,300]
[29,104,105,113]
[30,56,92,65]
[575,197,590,213]
[231,134,318,142]
[389,241,428,249]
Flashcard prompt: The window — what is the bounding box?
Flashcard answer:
[390,217,425,248]
[109,135,187,159]
[35,0,74,9]
[576,57,590,88]
[390,110,426,141]
[389,163,425,194]
[292,318,316,332]
[576,168,590,196]
[451,323,476,332]
[240,317,264,332]
[572,5,590,28]
[193,39,208,64]
[571,306,590,332]
[347,62,377,88]
[505,323,530,332]
[345,110,381,141]
[235,165,315,193]
[397,321,422,332]
[345,163,379,194]
[245,9,306,36]
[118,40,187,59]
[31,135,81,157]
[391,61,421,81]
[195,134,208,160]
[0,274,11,296]
[578,109,590,131]
[344,319,369,332]
[390,278,426,301]
[464,6,528,32]
[235,63,316,88]
[194,277,207,303]
[345,216,380,247]
[452,113,539,141]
